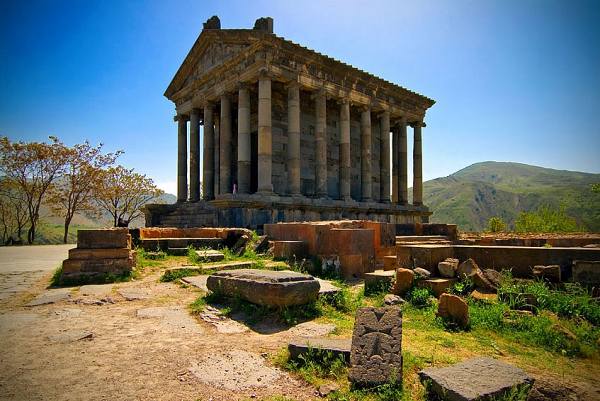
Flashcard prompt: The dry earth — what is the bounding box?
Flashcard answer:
[0,247,325,401]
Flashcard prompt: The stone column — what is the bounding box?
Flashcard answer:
[203,102,214,200]
[220,94,232,193]
[176,114,188,202]
[237,85,251,194]
[399,117,408,205]
[315,90,328,197]
[391,124,399,203]
[189,108,200,202]
[379,111,390,202]
[257,74,273,194]
[412,121,424,206]
[287,83,301,195]
[214,115,220,196]
[361,107,372,201]
[339,99,351,201]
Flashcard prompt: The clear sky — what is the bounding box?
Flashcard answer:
[1,0,599,195]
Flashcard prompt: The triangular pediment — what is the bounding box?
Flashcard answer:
[165,30,259,99]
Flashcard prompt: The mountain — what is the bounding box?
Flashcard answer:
[419,162,600,232]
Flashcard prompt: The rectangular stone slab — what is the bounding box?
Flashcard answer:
[77,228,130,249]
[418,357,533,401]
[206,269,320,307]
[69,248,131,260]
[348,306,403,387]
[288,337,351,362]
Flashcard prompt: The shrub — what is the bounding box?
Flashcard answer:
[160,267,199,282]
[487,216,507,232]
[514,205,579,233]
[407,287,433,308]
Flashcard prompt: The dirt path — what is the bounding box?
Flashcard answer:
[0,266,321,401]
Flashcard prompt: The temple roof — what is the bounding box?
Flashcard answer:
[165,18,435,111]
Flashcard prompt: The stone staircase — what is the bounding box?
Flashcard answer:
[395,235,452,246]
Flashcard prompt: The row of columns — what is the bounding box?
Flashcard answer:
[176,76,424,206]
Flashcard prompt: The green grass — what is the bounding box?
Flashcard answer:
[159,267,201,282]
[50,263,135,287]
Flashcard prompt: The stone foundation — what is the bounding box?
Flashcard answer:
[143,195,430,230]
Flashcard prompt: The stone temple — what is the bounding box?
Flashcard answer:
[144,16,435,229]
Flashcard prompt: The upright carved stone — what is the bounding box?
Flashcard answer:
[189,108,200,202]
[361,108,372,201]
[237,85,251,193]
[315,90,328,197]
[176,115,188,202]
[379,111,390,202]
[203,102,214,200]
[257,74,273,194]
[399,117,408,205]
[287,83,301,195]
[349,306,403,387]
[220,94,232,194]
[412,121,423,206]
[339,99,351,201]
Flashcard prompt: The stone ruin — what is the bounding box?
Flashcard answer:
[60,228,135,284]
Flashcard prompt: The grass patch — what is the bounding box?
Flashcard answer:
[50,264,135,287]
[159,267,200,282]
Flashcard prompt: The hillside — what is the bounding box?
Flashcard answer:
[420,162,600,232]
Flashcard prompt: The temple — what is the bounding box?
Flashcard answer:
[144,16,435,229]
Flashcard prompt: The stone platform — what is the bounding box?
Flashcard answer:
[144,194,430,230]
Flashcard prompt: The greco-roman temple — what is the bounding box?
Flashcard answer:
[144,16,435,229]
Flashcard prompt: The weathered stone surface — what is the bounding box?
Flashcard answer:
[117,288,150,301]
[383,256,397,271]
[526,378,578,401]
[437,293,469,328]
[532,265,561,283]
[68,248,131,260]
[61,256,135,274]
[253,235,270,253]
[47,330,93,343]
[457,258,479,279]
[438,258,459,278]
[288,337,351,362]
[470,289,497,302]
[79,284,113,297]
[419,278,458,297]
[348,306,403,387]
[392,268,414,295]
[572,260,600,286]
[384,294,405,306]
[77,228,130,249]
[206,269,320,307]
[318,383,340,397]
[181,275,209,291]
[419,357,533,401]
[231,233,250,256]
[272,240,308,259]
[26,288,71,307]
[194,249,225,262]
[473,270,496,292]
[364,270,395,292]
[315,278,340,296]
[413,267,431,279]
[482,269,503,288]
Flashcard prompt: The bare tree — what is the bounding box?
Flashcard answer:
[0,136,66,244]
[47,141,122,243]
[95,166,164,227]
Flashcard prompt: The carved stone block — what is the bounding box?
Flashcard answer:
[348,306,403,387]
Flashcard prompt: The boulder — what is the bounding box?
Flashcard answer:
[288,337,351,362]
[438,258,458,278]
[231,234,250,256]
[437,293,469,328]
[413,267,431,279]
[483,269,503,288]
[419,278,458,297]
[419,357,533,401]
[206,269,320,307]
[473,270,496,292]
[532,265,561,283]
[384,294,405,306]
[392,268,414,295]
[457,258,479,280]
[253,235,270,254]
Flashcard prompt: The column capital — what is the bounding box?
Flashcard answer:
[237,81,251,91]
[310,87,328,100]
[391,115,407,126]
[190,108,201,116]
[377,110,390,119]
[284,79,301,90]
[174,114,189,122]
[258,67,273,79]
[410,120,426,128]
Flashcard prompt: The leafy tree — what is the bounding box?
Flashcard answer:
[47,142,122,243]
[487,216,507,232]
[515,205,579,233]
[0,136,67,243]
[592,183,600,194]
[95,165,164,227]
[0,178,29,244]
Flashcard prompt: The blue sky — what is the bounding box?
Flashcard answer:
[1,0,599,194]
